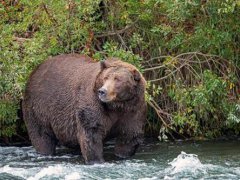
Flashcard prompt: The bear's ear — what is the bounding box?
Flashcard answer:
[132,69,141,81]
[100,60,107,70]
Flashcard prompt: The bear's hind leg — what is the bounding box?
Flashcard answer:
[114,136,141,159]
[26,120,57,155]
[114,113,145,159]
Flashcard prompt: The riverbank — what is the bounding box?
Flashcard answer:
[1,136,240,147]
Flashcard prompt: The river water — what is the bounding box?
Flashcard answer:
[0,140,239,180]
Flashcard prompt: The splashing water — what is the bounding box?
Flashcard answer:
[169,151,204,172]
[164,151,206,179]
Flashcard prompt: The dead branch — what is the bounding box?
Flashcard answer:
[147,99,187,139]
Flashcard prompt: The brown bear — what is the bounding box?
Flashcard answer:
[22,54,146,164]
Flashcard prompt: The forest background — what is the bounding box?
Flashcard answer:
[0,0,240,143]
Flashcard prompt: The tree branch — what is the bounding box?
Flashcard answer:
[95,19,138,38]
[42,3,58,25]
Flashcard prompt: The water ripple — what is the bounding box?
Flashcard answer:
[0,141,240,180]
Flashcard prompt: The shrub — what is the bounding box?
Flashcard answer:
[0,0,239,140]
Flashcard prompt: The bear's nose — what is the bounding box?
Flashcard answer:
[98,88,107,97]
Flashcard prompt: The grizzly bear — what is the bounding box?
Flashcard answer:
[22,54,146,164]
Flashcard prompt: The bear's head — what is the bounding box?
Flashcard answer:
[96,58,146,106]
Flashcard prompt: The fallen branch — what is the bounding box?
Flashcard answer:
[147,99,187,140]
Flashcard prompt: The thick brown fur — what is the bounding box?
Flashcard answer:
[22,54,146,164]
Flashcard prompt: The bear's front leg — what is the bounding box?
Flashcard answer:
[77,107,107,164]
[78,127,105,164]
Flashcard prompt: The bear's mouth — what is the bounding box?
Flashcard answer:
[99,94,135,104]
[98,95,113,103]
[98,91,116,103]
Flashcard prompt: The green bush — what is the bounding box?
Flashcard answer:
[169,70,239,138]
[0,0,239,140]
[0,0,102,137]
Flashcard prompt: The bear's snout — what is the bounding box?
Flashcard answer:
[98,87,110,102]
[98,88,107,97]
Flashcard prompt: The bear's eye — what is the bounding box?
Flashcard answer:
[104,76,108,80]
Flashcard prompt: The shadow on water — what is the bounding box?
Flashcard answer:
[0,139,240,179]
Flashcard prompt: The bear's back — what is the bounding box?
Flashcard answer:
[28,54,95,88]
[25,54,99,99]
[23,54,101,138]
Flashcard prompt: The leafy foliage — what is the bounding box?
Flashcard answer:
[169,70,236,138]
[0,0,239,140]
